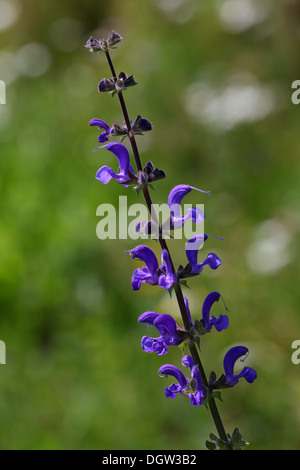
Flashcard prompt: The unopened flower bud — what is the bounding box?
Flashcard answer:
[85,31,123,53]
[98,77,115,93]
[107,31,123,48]
[132,115,152,134]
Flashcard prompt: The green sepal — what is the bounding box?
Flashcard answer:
[205,440,217,451]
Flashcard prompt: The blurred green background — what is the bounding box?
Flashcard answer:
[0,0,300,450]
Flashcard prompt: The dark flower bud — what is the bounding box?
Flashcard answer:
[132,115,152,135]
[115,73,126,92]
[137,170,147,186]
[148,168,166,182]
[115,72,138,92]
[143,161,154,175]
[85,36,103,53]
[99,72,137,96]
[98,77,115,93]
[123,74,138,88]
[107,30,123,48]
[139,161,166,186]
[111,122,128,137]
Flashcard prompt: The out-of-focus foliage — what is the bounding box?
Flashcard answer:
[0,0,300,450]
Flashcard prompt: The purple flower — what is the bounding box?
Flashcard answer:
[184,293,229,335]
[183,234,222,276]
[223,346,257,386]
[158,249,177,290]
[213,346,257,389]
[167,185,209,230]
[128,245,159,290]
[136,184,207,238]
[138,311,184,355]
[95,142,137,186]
[128,246,177,291]
[202,292,229,332]
[158,355,206,406]
[90,119,112,145]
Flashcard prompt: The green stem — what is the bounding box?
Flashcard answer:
[104,50,229,445]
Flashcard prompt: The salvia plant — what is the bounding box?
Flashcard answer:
[85,30,257,451]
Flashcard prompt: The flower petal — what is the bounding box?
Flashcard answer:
[184,297,192,324]
[105,142,130,175]
[158,249,177,290]
[202,292,221,326]
[89,118,111,132]
[202,291,229,332]
[210,315,229,332]
[95,166,115,184]
[168,185,210,208]
[129,245,159,277]
[223,346,257,386]
[153,314,182,345]
[138,311,160,326]
[181,355,194,370]
[185,234,209,266]
[158,364,189,392]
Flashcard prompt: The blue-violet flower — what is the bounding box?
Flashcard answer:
[127,245,177,291]
[184,293,229,334]
[167,184,209,230]
[158,355,206,406]
[213,346,257,389]
[179,234,222,278]
[201,291,229,332]
[95,142,137,186]
[138,311,184,355]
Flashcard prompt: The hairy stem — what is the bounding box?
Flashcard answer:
[104,50,228,444]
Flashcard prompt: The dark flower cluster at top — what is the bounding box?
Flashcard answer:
[85,31,123,53]
[86,31,257,432]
